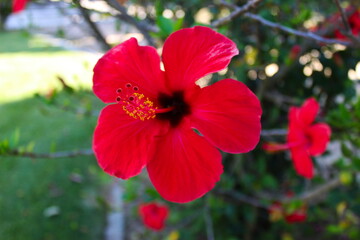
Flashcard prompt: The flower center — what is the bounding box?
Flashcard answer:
[115,83,174,121]
[156,91,191,127]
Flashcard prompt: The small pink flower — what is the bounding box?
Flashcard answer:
[92,26,262,203]
[139,202,169,231]
[12,0,29,13]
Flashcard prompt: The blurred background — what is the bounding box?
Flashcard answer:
[0,0,359,239]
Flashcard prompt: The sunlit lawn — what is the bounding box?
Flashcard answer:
[0,31,100,103]
[0,30,108,239]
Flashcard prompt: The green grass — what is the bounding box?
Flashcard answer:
[0,30,109,239]
[0,31,100,103]
[0,30,63,53]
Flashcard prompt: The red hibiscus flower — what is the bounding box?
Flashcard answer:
[289,45,301,61]
[287,98,331,178]
[93,26,262,203]
[12,0,29,13]
[263,98,331,179]
[333,7,360,40]
[269,202,307,224]
[284,208,307,223]
[268,193,307,224]
[139,202,169,231]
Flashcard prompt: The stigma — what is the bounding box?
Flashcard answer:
[115,83,174,121]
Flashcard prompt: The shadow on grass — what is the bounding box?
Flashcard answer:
[0,90,109,240]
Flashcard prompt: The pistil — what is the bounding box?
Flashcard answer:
[115,83,174,121]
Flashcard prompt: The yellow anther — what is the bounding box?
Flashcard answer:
[121,93,157,121]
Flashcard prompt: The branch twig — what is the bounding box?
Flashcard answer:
[105,0,156,46]
[212,0,262,27]
[261,129,287,136]
[6,149,94,159]
[204,199,215,240]
[334,0,352,33]
[216,176,343,209]
[74,0,111,51]
[216,1,355,47]
[213,189,268,209]
[282,177,342,204]
[244,12,352,46]
[333,0,360,46]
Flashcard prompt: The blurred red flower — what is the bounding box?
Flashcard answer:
[269,193,307,224]
[12,0,28,13]
[92,26,262,203]
[284,208,307,223]
[287,98,331,178]
[263,98,331,178]
[332,7,360,40]
[289,45,301,60]
[139,202,169,231]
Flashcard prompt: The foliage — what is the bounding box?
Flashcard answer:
[0,31,106,239]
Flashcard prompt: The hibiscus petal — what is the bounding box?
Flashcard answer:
[93,104,167,179]
[13,0,28,13]
[297,98,319,126]
[287,123,308,148]
[190,79,262,153]
[147,126,223,203]
[288,106,300,126]
[93,38,167,103]
[139,203,168,231]
[307,123,331,156]
[162,26,239,91]
[290,146,314,179]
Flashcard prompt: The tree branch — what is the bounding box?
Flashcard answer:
[333,0,360,46]
[244,12,353,46]
[213,189,268,209]
[5,149,94,159]
[215,176,343,209]
[282,177,342,204]
[216,1,356,47]
[212,0,262,27]
[261,129,288,136]
[204,199,215,240]
[73,0,111,51]
[334,0,352,33]
[104,0,156,46]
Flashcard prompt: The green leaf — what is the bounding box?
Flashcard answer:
[327,224,344,234]
[25,141,36,152]
[173,17,184,31]
[9,128,20,148]
[353,157,360,171]
[154,0,165,17]
[0,139,10,154]
[156,16,174,37]
[262,174,277,189]
[341,143,352,158]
